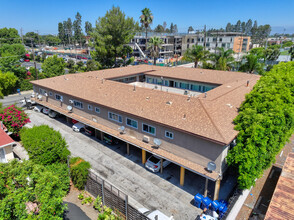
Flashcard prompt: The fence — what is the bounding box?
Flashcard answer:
[85,170,150,220]
[220,186,242,220]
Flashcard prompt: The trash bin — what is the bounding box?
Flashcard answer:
[201,197,212,210]
[194,193,203,208]
[17,88,21,95]
[218,200,228,218]
[211,200,220,211]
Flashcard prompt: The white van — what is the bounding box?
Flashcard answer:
[72,122,85,132]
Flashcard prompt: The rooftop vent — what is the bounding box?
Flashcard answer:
[247,80,250,87]
[183,114,186,119]
[204,92,207,98]
[166,101,172,105]
[226,104,233,108]
[227,85,231,88]
[146,97,150,100]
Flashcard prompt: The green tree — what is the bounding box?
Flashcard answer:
[183,45,209,68]
[86,59,100,71]
[148,36,164,65]
[227,62,294,189]
[0,71,18,97]
[43,34,61,46]
[85,21,93,35]
[20,125,70,165]
[188,26,194,33]
[140,8,153,51]
[58,22,65,44]
[264,48,280,64]
[0,28,21,44]
[210,48,235,70]
[0,160,69,219]
[73,12,83,43]
[239,54,264,74]
[69,157,91,190]
[282,41,293,48]
[154,25,165,33]
[24,31,39,46]
[42,55,65,77]
[91,6,138,68]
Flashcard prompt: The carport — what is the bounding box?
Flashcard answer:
[33,99,221,200]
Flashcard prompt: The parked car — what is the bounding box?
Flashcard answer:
[85,125,95,136]
[139,208,173,220]
[145,155,171,173]
[48,110,58,118]
[103,133,119,145]
[19,58,24,62]
[19,99,35,108]
[24,59,30,62]
[33,105,43,112]
[42,107,49,114]
[72,122,85,132]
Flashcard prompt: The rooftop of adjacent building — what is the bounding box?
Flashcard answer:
[31,65,260,145]
[0,122,14,148]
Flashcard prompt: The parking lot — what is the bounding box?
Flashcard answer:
[26,110,235,219]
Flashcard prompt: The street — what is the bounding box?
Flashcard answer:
[26,110,202,220]
[1,90,32,107]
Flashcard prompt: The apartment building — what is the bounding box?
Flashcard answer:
[31,65,259,200]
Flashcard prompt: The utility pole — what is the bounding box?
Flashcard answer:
[30,39,38,80]
[36,30,41,48]
[203,25,207,50]
[215,31,219,54]
[20,28,24,45]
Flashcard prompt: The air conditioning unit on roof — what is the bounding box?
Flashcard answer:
[143,135,150,143]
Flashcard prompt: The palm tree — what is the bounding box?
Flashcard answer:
[210,48,235,71]
[289,46,294,61]
[183,45,209,68]
[239,54,264,74]
[148,36,164,65]
[140,8,153,52]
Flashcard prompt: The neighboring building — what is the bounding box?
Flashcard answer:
[0,122,15,163]
[130,32,251,58]
[31,65,259,200]
[264,152,294,220]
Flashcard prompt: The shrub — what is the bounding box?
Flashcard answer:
[69,157,91,190]
[0,104,30,136]
[78,192,85,200]
[93,195,102,212]
[82,196,94,205]
[20,125,70,165]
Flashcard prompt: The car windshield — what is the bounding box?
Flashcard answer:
[148,156,160,164]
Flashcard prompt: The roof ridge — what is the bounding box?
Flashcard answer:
[198,98,227,143]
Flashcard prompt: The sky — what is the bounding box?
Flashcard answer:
[1,0,294,35]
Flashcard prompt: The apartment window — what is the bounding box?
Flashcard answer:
[55,94,63,102]
[49,92,53,96]
[192,38,195,43]
[73,100,83,109]
[0,148,6,163]
[165,131,174,139]
[219,38,222,42]
[213,38,217,42]
[39,88,44,94]
[187,38,190,43]
[95,107,100,113]
[231,38,233,42]
[187,44,189,49]
[206,43,210,47]
[142,123,156,135]
[126,118,138,129]
[222,43,226,48]
[108,112,122,123]
[207,38,209,42]
[88,104,93,111]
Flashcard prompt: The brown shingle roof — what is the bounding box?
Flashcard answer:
[31,65,260,145]
[264,153,294,220]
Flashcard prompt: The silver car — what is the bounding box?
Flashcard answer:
[145,155,171,173]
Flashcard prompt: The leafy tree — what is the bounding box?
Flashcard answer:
[24,32,39,46]
[227,62,294,189]
[140,8,153,51]
[58,22,65,44]
[20,125,70,165]
[282,41,293,48]
[69,157,90,190]
[148,36,164,65]
[0,71,18,97]
[0,105,30,136]
[241,22,246,33]
[154,25,165,33]
[76,60,84,69]
[91,6,138,68]
[239,54,264,74]
[210,48,235,70]
[163,21,167,31]
[264,48,280,64]
[0,28,21,44]
[73,12,83,43]
[64,18,73,45]
[226,23,233,32]
[42,55,66,77]
[289,46,294,61]
[86,59,100,71]
[0,160,69,219]
[43,34,61,46]
[235,20,241,32]
[245,19,253,35]
[85,21,93,35]
[250,47,265,59]
[183,45,209,68]
[188,26,194,33]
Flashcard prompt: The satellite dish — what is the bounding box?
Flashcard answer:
[153,138,162,147]
[67,105,73,111]
[44,93,48,97]
[207,161,216,173]
[119,126,125,134]
[69,99,74,104]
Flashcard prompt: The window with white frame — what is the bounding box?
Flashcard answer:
[88,104,93,111]
[39,88,44,94]
[55,94,63,101]
[142,123,156,135]
[73,100,83,109]
[165,131,174,139]
[108,112,122,123]
[95,107,100,113]
[126,118,138,129]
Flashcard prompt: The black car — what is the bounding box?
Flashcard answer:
[103,133,119,145]
[85,126,95,136]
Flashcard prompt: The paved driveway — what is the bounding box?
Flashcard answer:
[26,110,202,220]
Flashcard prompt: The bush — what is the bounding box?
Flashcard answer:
[82,196,94,205]
[20,125,70,165]
[0,104,30,136]
[69,157,91,190]
[19,79,33,91]
[93,195,102,212]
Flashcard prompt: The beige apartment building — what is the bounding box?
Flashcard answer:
[31,65,259,199]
